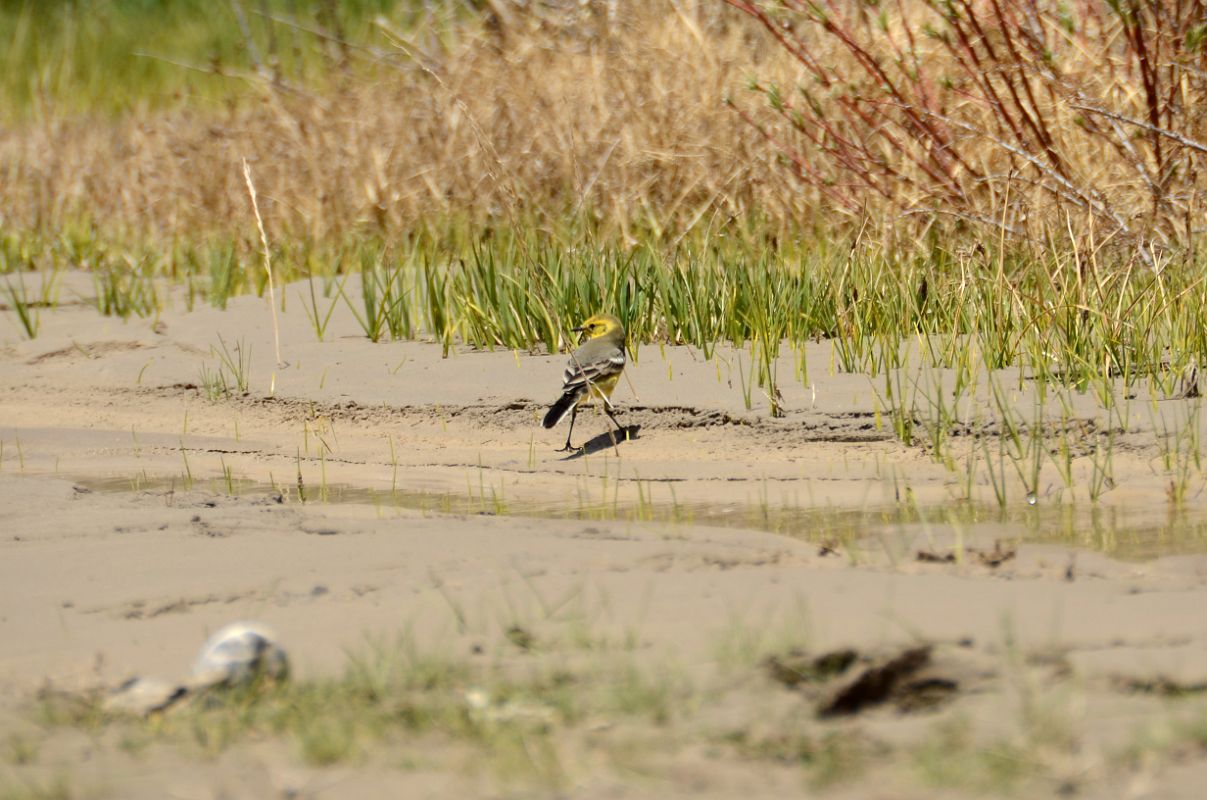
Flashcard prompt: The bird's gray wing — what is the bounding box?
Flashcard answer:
[562,347,625,393]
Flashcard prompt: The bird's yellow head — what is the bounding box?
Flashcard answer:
[573,313,625,342]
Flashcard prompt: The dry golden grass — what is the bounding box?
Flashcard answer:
[1,0,1204,255]
[0,3,810,248]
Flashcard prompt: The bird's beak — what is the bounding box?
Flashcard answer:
[570,326,585,333]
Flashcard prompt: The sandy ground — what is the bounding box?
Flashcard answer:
[5,274,1207,798]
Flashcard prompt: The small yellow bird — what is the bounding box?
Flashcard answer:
[543,313,628,452]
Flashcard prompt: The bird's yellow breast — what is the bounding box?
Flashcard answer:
[580,372,621,405]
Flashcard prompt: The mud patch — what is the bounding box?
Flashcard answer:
[915,541,1017,569]
[766,643,975,717]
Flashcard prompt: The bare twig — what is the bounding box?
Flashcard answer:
[1069,103,1207,156]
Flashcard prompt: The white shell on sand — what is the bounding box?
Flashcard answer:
[99,621,289,716]
[189,621,289,689]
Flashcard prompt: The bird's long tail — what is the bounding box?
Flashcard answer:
[543,392,577,429]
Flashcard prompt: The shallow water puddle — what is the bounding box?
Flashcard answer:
[71,474,1207,560]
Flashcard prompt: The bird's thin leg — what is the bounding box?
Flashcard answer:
[602,406,621,456]
[604,406,628,441]
[556,408,579,452]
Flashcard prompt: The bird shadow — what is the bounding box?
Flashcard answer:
[558,425,642,460]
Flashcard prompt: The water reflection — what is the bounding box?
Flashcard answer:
[77,475,1207,561]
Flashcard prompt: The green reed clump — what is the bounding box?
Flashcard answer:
[198,336,251,400]
[94,265,160,319]
[1,268,62,339]
[2,276,38,338]
[22,228,1207,366]
[11,220,1207,420]
[202,242,243,310]
[341,243,416,343]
